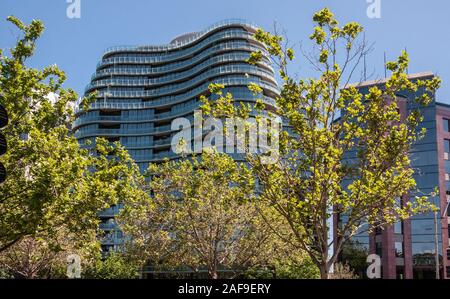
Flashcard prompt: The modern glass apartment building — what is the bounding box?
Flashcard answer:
[338,72,450,279]
[72,20,279,253]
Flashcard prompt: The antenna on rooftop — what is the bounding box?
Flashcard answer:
[363,53,367,81]
[405,47,409,75]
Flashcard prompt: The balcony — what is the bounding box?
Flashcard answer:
[75,76,279,116]
[153,125,173,133]
[85,65,277,96]
[98,205,122,218]
[101,19,260,57]
[153,137,172,146]
[90,77,278,102]
[99,222,117,230]
[99,30,255,68]
[92,46,273,81]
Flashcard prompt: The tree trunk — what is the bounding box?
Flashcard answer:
[209,269,218,279]
[209,261,218,279]
[319,263,330,279]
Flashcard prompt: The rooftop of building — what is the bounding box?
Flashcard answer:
[102,19,258,56]
[346,71,435,89]
[170,32,200,45]
[347,71,450,108]
[436,101,450,108]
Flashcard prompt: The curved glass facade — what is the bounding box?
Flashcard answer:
[73,19,279,252]
[74,19,278,170]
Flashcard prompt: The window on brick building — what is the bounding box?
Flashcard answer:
[395,242,404,258]
[394,221,403,234]
[445,139,450,160]
[444,118,450,132]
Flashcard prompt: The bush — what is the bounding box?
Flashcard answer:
[245,253,320,279]
[83,253,140,279]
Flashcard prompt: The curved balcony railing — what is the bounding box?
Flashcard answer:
[73,94,276,129]
[86,64,276,94]
[83,138,265,155]
[98,30,258,69]
[141,152,248,163]
[80,115,122,122]
[153,124,172,132]
[111,142,155,149]
[99,222,117,230]
[75,107,274,143]
[98,205,123,217]
[74,124,176,139]
[150,151,178,161]
[101,235,124,245]
[88,72,277,101]
[73,115,138,128]
[102,19,259,56]
[92,52,274,89]
[93,77,279,101]
[92,45,272,80]
[152,137,172,146]
[89,63,274,91]
[97,41,263,73]
[75,78,279,115]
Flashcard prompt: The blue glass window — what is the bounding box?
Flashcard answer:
[445,139,450,153]
[394,221,403,234]
[395,242,404,258]
[444,118,450,132]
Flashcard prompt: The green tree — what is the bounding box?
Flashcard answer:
[0,16,148,263]
[245,246,320,279]
[0,230,85,279]
[201,8,441,278]
[83,253,140,279]
[339,240,370,278]
[118,150,279,279]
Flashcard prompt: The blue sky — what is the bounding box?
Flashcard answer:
[1,0,449,102]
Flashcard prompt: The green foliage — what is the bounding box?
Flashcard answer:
[329,263,358,279]
[0,10,442,281]
[0,15,147,265]
[245,250,320,279]
[118,151,281,279]
[201,8,441,279]
[83,253,140,279]
[0,234,78,279]
[0,268,13,279]
[340,241,370,278]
